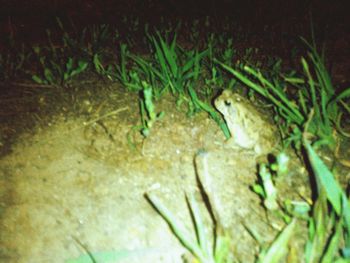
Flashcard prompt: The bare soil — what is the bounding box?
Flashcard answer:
[0,79,319,263]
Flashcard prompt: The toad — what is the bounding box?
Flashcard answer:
[214,89,276,155]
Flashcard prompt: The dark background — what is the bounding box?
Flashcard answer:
[0,0,349,40]
[0,0,349,83]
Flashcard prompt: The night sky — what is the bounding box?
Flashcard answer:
[1,0,349,37]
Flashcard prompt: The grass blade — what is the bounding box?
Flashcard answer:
[187,193,213,259]
[321,217,343,263]
[146,193,207,262]
[258,219,297,263]
[304,141,343,215]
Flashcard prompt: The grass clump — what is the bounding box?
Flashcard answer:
[99,29,232,138]
[31,18,116,87]
[0,35,31,81]
[108,28,247,138]
[32,43,88,86]
[215,38,350,151]
[145,138,350,263]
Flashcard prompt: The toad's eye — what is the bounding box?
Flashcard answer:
[224,100,232,107]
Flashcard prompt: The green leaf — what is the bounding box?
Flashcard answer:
[258,219,297,263]
[252,184,266,198]
[32,75,46,84]
[321,217,343,263]
[44,68,55,84]
[146,193,206,262]
[333,87,350,102]
[304,141,342,215]
[187,193,212,259]
[66,57,73,71]
[157,32,178,77]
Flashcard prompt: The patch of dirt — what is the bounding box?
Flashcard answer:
[0,81,315,263]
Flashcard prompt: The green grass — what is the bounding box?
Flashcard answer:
[102,28,246,138]
[99,29,232,137]
[0,37,31,81]
[139,81,165,137]
[145,138,350,263]
[146,150,233,263]
[303,138,350,262]
[215,38,350,151]
[30,18,116,86]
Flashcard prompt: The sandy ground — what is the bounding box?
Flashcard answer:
[0,83,312,262]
